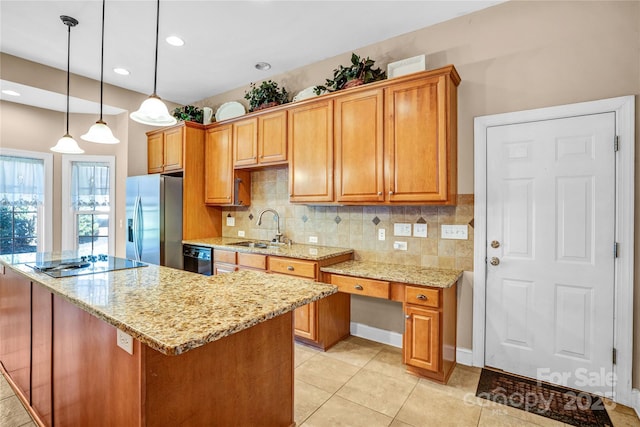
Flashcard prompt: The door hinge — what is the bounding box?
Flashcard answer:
[613,348,617,365]
[614,135,619,152]
[614,242,619,258]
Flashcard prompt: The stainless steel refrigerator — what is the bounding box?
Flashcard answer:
[126,174,183,269]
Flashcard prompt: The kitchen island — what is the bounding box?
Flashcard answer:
[0,253,336,426]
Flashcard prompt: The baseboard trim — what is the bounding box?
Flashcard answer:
[456,347,473,367]
[350,322,402,348]
[632,388,640,418]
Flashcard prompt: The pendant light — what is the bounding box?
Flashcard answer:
[81,0,119,144]
[129,0,176,126]
[51,15,84,154]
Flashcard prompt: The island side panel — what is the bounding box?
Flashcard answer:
[143,311,294,427]
[32,284,53,426]
[52,295,143,427]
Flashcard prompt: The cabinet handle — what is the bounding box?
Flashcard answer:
[354,284,363,290]
[405,314,411,319]
[416,294,427,301]
[287,266,294,271]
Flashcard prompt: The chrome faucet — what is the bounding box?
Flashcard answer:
[257,208,282,243]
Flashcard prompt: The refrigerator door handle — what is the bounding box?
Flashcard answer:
[133,195,142,261]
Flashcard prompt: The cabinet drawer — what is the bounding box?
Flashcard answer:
[214,250,236,264]
[269,257,316,279]
[330,275,389,299]
[405,286,440,308]
[237,252,266,270]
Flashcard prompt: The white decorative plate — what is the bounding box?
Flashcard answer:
[293,86,326,102]
[387,54,426,78]
[215,101,246,121]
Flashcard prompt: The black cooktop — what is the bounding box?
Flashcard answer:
[27,255,147,278]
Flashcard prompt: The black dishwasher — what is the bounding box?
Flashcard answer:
[183,245,213,275]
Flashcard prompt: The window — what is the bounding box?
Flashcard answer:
[0,150,53,254]
[61,155,115,255]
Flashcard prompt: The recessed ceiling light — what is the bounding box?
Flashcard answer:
[255,62,271,71]
[1,89,20,96]
[166,36,184,47]
[113,67,130,76]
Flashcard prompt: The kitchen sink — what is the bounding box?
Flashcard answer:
[230,241,280,249]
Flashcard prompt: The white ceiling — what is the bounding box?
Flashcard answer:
[0,1,502,109]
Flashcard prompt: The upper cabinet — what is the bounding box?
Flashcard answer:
[233,111,287,168]
[205,125,251,206]
[147,125,185,174]
[288,100,334,203]
[385,72,458,204]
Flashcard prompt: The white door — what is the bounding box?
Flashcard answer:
[485,112,616,396]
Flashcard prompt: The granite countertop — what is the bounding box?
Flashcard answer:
[321,260,463,288]
[182,236,354,261]
[1,254,336,356]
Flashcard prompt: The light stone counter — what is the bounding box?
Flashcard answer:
[321,260,462,288]
[1,255,336,356]
[182,236,354,260]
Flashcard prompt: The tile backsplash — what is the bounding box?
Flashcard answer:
[222,169,474,271]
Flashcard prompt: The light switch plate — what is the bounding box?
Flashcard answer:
[413,223,427,238]
[393,241,408,250]
[394,223,412,237]
[441,224,468,240]
[238,230,245,237]
[309,236,318,243]
[226,216,235,226]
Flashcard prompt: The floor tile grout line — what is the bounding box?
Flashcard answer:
[390,374,421,427]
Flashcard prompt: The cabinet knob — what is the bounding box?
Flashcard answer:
[416,294,427,301]
[253,156,257,159]
[389,190,394,195]
[377,192,382,196]
[405,314,411,319]
[287,266,294,271]
[354,284,363,290]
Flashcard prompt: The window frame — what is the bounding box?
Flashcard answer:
[61,155,116,255]
[0,148,53,253]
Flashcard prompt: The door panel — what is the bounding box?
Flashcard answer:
[485,112,616,396]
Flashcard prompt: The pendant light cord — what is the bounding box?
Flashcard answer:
[99,0,105,120]
[65,21,71,134]
[152,0,159,96]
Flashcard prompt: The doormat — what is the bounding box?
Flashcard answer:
[475,368,612,427]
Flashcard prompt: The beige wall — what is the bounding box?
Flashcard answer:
[197,1,640,387]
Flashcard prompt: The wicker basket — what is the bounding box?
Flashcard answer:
[343,79,365,90]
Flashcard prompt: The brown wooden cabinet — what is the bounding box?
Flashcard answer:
[147,125,184,174]
[213,249,267,274]
[288,99,334,203]
[334,88,385,203]
[31,284,53,426]
[234,111,287,168]
[0,266,31,401]
[205,125,251,206]
[385,70,458,204]
[403,284,457,383]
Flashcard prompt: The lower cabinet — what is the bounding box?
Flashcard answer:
[31,284,53,426]
[403,284,457,383]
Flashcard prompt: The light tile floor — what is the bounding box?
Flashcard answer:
[1,335,639,427]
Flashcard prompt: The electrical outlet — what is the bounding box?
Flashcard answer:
[393,241,408,251]
[309,236,318,244]
[393,223,412,237]
[413,223,427,238]
[238,230,245,237]
[441,224,468,240]
[309,248,318,256]
[226,216,235,226]
[116,330,133,355]
[378,229,386,241]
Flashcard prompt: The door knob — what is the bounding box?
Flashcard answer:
[490,257,500,266]
[491,240,500,248]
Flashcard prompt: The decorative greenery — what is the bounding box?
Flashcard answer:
[314,53,387,94]
[172,105,204,123]
[244,80,290,112]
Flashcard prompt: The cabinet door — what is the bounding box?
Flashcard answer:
[335,89,384,203]
[32,284,53,427]
[385,75,450,203]
[294,302,317,341]
[258,110,287,165]
[233,118,258,167]
[147,132,165,174]
[163,126,184,172]
[0,267,31,400]
[288,100,333,202]
[403,304,440,373]
[205,126,233,205]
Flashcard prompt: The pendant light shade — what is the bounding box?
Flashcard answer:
[130,0,176,127]
[82,0,119,144]
[51,15,84,154]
